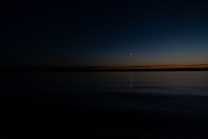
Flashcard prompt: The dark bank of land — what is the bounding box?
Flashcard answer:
[1,67,208,72]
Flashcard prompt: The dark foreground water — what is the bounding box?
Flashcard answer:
[1,72,208,138]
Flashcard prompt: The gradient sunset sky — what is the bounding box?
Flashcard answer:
[1,0,208,69]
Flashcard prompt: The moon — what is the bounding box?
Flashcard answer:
[130,53,132,55]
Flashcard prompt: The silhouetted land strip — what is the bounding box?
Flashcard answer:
[1,67,208,72]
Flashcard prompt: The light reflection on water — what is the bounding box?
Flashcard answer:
[1,71,208,121]
[1,71,208,96]
[130,72,133,92]
[1,72,208,139]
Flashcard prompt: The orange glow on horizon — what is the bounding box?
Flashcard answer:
[96,64,208,70]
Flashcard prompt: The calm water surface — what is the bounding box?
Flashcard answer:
[2,71,208,111]
[2,71,208,95]
[1,71,208,138]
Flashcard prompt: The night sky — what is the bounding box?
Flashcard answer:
[1,0,208,69]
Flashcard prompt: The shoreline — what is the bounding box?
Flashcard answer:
[1,68,208,72]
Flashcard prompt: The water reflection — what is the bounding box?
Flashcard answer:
[130,72,133,91]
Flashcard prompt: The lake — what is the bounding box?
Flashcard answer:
[1,71,208,138]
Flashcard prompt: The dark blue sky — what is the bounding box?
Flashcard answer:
[1,0,208,68]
